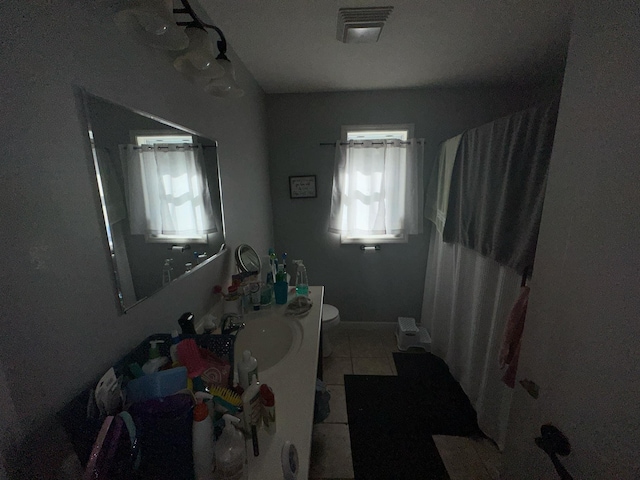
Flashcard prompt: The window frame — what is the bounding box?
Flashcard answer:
[339,124,415,244]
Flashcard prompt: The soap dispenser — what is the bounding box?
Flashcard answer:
[215,414,246,480]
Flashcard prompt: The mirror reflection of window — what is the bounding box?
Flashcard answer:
[120,133,218,244]
[83,91,226,312]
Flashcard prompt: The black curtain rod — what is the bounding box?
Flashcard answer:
[130,144,215,150]
[320,139,425,146]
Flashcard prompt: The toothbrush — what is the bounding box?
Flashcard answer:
[269,248,277,280]
[282,252,287,273]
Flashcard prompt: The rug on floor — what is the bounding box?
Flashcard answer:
[392,352,481,437]
[344,352,482,480]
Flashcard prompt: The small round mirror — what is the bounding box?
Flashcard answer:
[235,244,261,273]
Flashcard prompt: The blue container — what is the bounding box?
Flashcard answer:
[126,367,188,404]
[274,281,289,304]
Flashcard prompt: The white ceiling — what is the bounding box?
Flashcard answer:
[202,0,573,94]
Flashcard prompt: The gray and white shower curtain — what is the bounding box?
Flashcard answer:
[422,101,557,448]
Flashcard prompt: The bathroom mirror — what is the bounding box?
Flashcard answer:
[235,244,261,273]
[81,90,226,313]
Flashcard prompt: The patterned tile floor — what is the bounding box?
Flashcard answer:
[309,322,501,480]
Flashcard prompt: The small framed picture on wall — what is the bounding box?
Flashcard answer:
[289,175,317,199]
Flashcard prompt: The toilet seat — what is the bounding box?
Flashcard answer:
[322,304,340,326]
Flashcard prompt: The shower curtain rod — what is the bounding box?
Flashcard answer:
[319,139,426,146]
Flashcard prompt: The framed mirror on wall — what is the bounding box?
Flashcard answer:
[80,89,226,313]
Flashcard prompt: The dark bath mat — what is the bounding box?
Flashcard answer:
[344,353,483,479]
[393,352,481,437]
[344,375,450,480]
[392,352,451,379]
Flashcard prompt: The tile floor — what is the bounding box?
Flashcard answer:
[308,322,501,480]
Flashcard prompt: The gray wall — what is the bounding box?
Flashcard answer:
[266,87,559,323]
[502,0,640,477]
[0,1,272,475]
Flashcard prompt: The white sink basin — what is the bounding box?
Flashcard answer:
[233,314,300,371]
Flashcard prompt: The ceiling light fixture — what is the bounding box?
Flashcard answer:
[337,6,394,44]
[115,0,243,98]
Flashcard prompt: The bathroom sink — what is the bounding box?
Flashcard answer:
[233,315,299,371]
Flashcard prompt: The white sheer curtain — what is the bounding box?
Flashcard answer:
[422,227,521,449]
[120,144,218,236]
[329,139,424,236]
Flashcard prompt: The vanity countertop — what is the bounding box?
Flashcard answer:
[243,286,323,480]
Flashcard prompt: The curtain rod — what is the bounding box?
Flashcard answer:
[129,144,215,150]
[319,139,425,146]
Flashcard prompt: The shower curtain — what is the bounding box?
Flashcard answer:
[422,230,521,448]
[422,101,557,448]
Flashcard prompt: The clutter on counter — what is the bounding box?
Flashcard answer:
[72,315,281,480]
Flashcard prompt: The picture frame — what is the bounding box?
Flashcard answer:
[289,175,317,199]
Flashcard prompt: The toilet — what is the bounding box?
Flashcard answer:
[321,304,340,357]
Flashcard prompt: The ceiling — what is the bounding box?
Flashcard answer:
[202,0,573,94]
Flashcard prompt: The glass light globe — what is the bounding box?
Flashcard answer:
[204,58,244,98]
[173,27,225,85]
[114,0,188,51]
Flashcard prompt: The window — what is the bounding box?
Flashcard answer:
[329,124,423,243]
[121,132,218,243]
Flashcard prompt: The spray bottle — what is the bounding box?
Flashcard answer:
[192,402,214,480]
[294,260,309,297]
[215,414,246,480]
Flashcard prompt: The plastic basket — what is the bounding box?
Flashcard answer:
[114,333,236,388]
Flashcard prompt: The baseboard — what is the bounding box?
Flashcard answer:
[338,321,397,328]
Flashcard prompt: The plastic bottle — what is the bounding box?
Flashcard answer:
[260,384,276,434]
[294,261,309,297]
[249,282,261,311]
[224,285,241,315]
[192,402,214,480]
[215,414,246,480]
[237,350,258,390]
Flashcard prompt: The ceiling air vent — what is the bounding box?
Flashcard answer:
[337,6,394,44]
